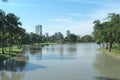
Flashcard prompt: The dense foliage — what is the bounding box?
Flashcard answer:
[93,13,120,52]
[0,9,25,54]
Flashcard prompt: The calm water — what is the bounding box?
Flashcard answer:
[0,43,120,80]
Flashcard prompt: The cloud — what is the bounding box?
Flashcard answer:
[52,17,79,24]
[51,16,93,36]
[68,13,82,17]
[57,0,107,6]
[69,21,94,36]
[7,3,33,7]
[6,3,40,7]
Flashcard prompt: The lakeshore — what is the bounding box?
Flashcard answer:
[0,46,22,60]
[98,47,120,59]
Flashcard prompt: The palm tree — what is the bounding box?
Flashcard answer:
[6,13,22,51]
[0,10,6,54]
[14,27,26,49]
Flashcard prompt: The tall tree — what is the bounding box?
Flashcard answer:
[0,10,6,54]
[93,20,103,46]
[14,27,26,49]
[6,13,22,50]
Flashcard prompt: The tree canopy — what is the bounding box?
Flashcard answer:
[93,13,120,52]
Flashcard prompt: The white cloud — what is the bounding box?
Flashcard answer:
[69,21,93,36]
[57,0,108,6]
[68,13,82,17]
[52,17,80,24]
[5,3,45,7]
[51,16,93,36]
[6,3,35,7]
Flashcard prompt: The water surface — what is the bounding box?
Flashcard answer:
[0,43,120,80]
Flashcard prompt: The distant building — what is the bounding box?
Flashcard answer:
[66,30,70,36]
[54,32,63,39]
[35,25,42,36]
[45,33,49,37]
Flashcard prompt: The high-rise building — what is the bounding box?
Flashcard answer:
[35,25,42,36]
[66,30,70,36]
[54,32,63,40]
[45,33,49,37]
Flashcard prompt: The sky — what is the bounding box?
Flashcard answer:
[0,0,120,36]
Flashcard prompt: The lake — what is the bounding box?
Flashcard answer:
[0,43,120,80]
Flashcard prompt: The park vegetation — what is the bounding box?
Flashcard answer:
[93,13,120,52]
[0,9,94,60]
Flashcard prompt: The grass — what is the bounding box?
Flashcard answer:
[98,45,120,57]
[0,46,22,60]
[40,42,58,45]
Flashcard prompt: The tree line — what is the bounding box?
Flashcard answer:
[24,32,94,44]
[93,13,120,52]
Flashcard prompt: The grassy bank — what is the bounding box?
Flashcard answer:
[40,43,58,45]
[98,45,120,57]
[0,46,22,60]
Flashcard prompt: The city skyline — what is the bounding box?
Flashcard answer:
[0,0,120,36]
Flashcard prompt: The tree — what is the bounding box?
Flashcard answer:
[93,20,103,46]
[81,35,94,42]
[107,13,120,51]
[0,10,24,54]
[14,27,26,49]
[0,10,6,54]
[93,13,120,52]
[65,34,77,43]
[6,13,22,50]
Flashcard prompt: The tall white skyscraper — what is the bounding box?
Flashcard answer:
[35,25,42,36]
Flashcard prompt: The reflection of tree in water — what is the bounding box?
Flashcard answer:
[59,45,64,56]
[94,53,120,79]
[67,44,77,55]
[0,54,28,80]
[0,54,29,72]
[51,46,55,52]
[46,47,49,52]
[0,71,24,80]
[29,49,42,58]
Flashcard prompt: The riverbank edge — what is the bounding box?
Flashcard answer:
[0,46,22,61]
[98,48,120,59]
[0,43,57,60]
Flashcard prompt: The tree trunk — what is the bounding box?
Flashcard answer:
[109,42,113,52]
[1,32,5,54]
[106,43,109,50]
[10,34,13,51]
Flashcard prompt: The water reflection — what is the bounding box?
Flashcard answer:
[0,71,25,80]
[95,76,120,80]
[0,54,28,72]
[44,44,77,56]
[29,49,42,59]
[66,44,77,55]
[0,53,47,71]
[41,44,77,60]
[59,45,64,55]
[94,52,120,79]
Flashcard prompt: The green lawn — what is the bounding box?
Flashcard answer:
[0,46,22,60]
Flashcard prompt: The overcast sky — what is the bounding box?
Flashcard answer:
[0,0,120,36]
